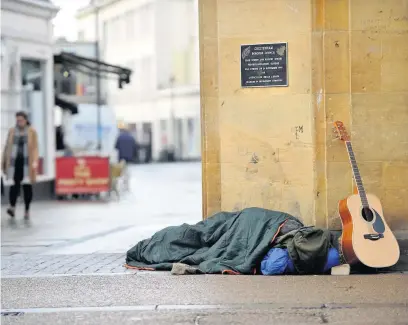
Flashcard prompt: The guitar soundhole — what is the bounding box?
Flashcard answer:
[361,207,374,222]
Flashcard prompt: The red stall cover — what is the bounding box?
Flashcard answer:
[55,156,110,195]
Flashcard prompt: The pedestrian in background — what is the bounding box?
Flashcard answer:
[115,125,137,191]
[2,111,39,219]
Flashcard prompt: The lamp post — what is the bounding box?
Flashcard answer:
[95,2,102,152]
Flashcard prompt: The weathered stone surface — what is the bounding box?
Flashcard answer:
[200,0,408,230]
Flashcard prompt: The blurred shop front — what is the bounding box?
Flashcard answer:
[1,0,59,199]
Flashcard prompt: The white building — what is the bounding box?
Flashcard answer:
[1,0,59,197]
[76,0,201,161]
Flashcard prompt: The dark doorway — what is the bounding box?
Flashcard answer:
[176,118,183,160]
[142,123,152,163]
[128,123,139,163]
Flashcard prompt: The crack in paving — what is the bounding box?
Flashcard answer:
[194,315,203,325]
[2,303,407,315]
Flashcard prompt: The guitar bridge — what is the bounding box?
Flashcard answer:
[364,234,384,241]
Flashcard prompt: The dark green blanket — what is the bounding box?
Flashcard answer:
[126,207,299,274]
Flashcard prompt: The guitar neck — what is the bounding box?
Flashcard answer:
[345,141,369,207]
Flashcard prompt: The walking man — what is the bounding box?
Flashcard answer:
[115,125,137,191]
[2,111,39,219]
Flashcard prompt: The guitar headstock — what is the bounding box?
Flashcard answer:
[333,121,350,141]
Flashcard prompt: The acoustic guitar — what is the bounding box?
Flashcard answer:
[333,121,400,268]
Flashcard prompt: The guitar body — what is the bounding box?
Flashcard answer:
[338,193,400,268]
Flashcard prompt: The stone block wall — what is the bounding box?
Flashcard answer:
[200,0,408,229]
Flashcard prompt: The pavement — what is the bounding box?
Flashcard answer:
[2,162,408,324]
[2,273,408,324]
[1,162,202,256]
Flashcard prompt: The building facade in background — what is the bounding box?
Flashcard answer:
[1,0,59,194]
[76,0,200,161]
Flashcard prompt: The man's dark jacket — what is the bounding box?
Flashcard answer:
[115,130,137,162]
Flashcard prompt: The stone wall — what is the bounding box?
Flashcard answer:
[200,0,408,229]
[313,0,408,229]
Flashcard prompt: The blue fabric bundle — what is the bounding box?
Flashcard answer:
[261,247,340,275]
[261,248,291,275]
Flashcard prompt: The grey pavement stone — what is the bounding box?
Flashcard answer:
[2,307,408,325]
[1,254,128,276]
[1,163,201,256]
[1,163,202,278]
[2,273,408,310]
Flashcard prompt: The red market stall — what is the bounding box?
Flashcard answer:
[53,51,132,200]
[55,156,110,196]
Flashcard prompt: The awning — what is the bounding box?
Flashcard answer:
[54,52,132,88]
[55,95,78,115]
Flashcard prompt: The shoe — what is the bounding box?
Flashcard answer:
[24,211,30,220]
[6,208,15,218]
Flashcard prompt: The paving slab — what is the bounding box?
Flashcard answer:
[2,274,408,324]
[2,306,408,325]
[1,254,129,276]
[2,273,407,310]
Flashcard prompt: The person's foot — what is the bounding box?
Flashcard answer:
[24,211,30,220]
[6,207,15,218]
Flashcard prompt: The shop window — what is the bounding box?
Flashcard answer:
[21,59,47,175]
